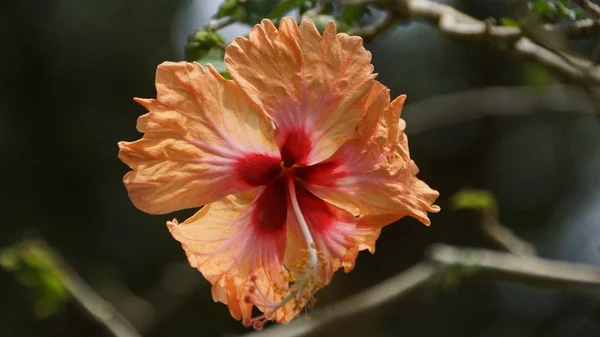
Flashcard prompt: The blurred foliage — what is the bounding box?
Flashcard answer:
[216,0,314,24]
[266,0,307,19]
[185,0,369,79]
[339,3,369,25]
[529,0,583,21]
[451,189,497,211]
[502,0,584,27]
[1,241,69,319]
[185,29,230,77]
[522,61,554,87]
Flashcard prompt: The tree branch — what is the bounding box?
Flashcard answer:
[574,0,600,18]
[243,262,442,337]
[247,244,600,337]
[345,0,600,85]
[428,244,600,291]
[401,84,597,135]
[348,13,396,41]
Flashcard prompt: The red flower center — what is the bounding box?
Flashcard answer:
[233,128,344,236]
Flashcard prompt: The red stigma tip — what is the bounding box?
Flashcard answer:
[242,318,252,327]
[244,296,253,304]
[252,321,264,330]
[249,286,256,293]
[249,275,257,282]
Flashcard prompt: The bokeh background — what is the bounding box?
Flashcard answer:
[2,0,600,336]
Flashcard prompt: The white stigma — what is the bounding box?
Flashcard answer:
[287,177,319,277]
[242,178,325,329]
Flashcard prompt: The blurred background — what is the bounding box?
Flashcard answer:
[2,0,600,336]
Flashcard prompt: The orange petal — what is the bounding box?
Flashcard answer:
[118,61,280,214]
[225,17,376,165]
[298,85,440,226]
[169,183,290,322]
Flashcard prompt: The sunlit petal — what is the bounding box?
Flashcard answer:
[118,62,279,214]
[299,82,440,226]
[225,17,376,165]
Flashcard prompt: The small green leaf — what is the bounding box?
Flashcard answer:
[310,15,350,34]
[531,0,557,16]
[34,295,62,319]
[451,189,497,211]
[185,30,225,62]
[556,0,578,19]
[243,0,279,24]
[194,48,230,78]
[522,61,552,87]
[266,0,306,19]
[500,17,520,27]
[215,0,244,20]
[0,248,19,270]
[529,0,583,20]
[339,4,368,25]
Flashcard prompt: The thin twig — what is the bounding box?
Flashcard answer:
[574,0,600,18]
[243,262,442,337]
[481,218,536,256]
[20,239,142,337]
[428,244,600,291]
[205,16,236,31]
[555,18,600,39]
[401,84,597,135]
[349,13,396,42]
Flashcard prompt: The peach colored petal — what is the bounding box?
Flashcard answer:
[225,17,376,165]
[299,84,440,226]
[341,226,381,273]
[118,61,280,214]
[168,186,290,323]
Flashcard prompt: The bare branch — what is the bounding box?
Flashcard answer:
[344,0,600,85]
[349,13,396,41]
[401,84,597,135]
[248,244,600,336]
[428,244,600,291]
[481,219,536,256]
[556,18,600,39]
[205,17,236,31]
[243,262,442,337]
[574,0,600,18]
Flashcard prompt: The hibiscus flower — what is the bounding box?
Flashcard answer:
[118,17,439,329]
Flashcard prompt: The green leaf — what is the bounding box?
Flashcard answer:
[215,0,243,20]
[529,0,583,20]
[500,17,520,27]
[266,0,306,19]
[310,15,350,34]
[339,4,368,25]
[243,0,279,24]
[522,61,552,87]
[0,248,19,270]
[531,0,557,16]
[194,47,230,79]
[34,295,62,319]
[451,189,497,211]
[185,30,225,62]
[556,0,578,19]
